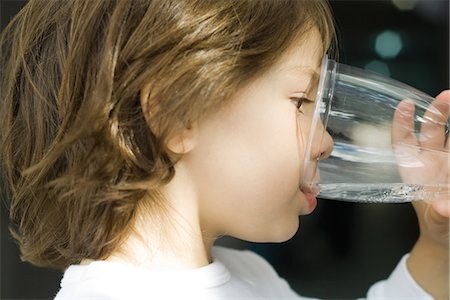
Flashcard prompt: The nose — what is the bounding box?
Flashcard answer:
[318,130,334,160]
[310,123,334,161]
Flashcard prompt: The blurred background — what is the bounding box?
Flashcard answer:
[1,0,449,299]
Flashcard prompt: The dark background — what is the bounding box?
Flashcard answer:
[1,0,449,299]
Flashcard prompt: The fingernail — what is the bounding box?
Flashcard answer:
[399,109,414,119]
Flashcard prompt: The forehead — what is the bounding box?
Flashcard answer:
[273,28,324,74]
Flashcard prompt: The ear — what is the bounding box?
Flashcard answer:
[140,83,196,155]
[166,125,197,154]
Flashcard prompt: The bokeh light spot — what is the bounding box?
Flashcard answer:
[392,0,418,11]
[364,60,391,77]
[375,30,403,59]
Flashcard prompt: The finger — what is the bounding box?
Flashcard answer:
[419,92,450,149]
[392,100,422,173]
[435,90,450,150]
[420,91,450,218]
[392,99,417,146]
[413,200,449,226]
[436,89,450,100]
[431,200,450,218]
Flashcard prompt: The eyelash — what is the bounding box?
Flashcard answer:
[291,97,309,114]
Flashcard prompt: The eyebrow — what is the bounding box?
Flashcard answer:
[303,68,320,84]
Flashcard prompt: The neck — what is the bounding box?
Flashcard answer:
[106,162,216,270]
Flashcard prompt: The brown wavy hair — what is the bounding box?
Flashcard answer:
[0,0,335,270]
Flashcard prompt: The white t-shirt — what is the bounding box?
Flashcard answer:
[55,246,432,299]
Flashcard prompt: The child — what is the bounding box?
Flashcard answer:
[0,0,448,299]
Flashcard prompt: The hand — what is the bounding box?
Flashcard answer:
[392,90,450,299]
[392,90,449,242]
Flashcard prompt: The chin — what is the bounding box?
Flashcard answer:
[234,216,300,244]
[265,217,300,243]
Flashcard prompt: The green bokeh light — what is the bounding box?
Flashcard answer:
[375,30,403,59]
[364,60,391,77]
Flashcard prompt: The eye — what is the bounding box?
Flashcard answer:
[291,97,309,114]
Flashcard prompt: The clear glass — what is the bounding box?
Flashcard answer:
[303,56,450,203]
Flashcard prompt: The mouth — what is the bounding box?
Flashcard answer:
[299,184,320,213]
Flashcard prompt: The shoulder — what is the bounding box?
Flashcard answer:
[212,246,304,298]
[365,254,433,299]
[55,262,148,299]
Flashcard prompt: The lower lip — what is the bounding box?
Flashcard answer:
[303,192,317,212]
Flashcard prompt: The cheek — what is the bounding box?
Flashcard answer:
[191,107,307,241]
[295,114,311,174]
[191,104,303,208]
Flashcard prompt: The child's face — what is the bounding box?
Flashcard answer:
[183,28,333,243]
